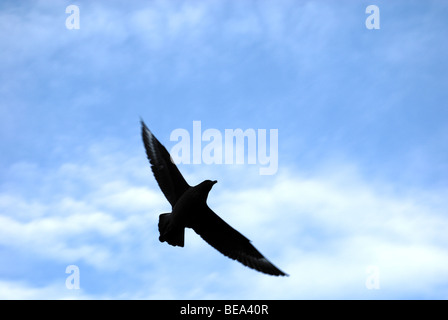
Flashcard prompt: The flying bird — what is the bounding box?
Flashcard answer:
[141,120,287,276]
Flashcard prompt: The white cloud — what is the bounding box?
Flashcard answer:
[191,166,448,299]
[0,144,162,273]
[0,280,95,300]
[1,143,447,299]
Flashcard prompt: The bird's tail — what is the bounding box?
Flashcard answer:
[158,213,185,247]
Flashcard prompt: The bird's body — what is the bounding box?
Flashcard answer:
[141,119,287,276]
[158,180,216,247]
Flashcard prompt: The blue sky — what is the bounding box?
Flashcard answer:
[0,0,447,299]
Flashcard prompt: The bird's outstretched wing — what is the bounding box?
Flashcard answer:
[141,120,190,207]
[191,206,288,276]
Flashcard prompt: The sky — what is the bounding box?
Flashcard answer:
[0,0,447,299]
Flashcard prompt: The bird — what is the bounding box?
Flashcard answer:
[141,119,287,276]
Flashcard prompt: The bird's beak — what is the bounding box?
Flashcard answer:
[212,180,217,185]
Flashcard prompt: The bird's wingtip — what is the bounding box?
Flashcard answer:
[140,118,152,136]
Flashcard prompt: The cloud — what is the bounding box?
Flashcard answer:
[0,195,143,269]
[204,165,448,299]
[2,138,447,299]
[0,142,163,274]
[0,280,95,300]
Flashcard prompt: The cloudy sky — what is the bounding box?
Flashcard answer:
[1,0,447,299]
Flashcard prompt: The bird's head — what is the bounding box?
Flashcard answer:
[196,180,217,199]
[204,179,217,190]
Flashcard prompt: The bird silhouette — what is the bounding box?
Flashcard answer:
[141,119,287,276]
